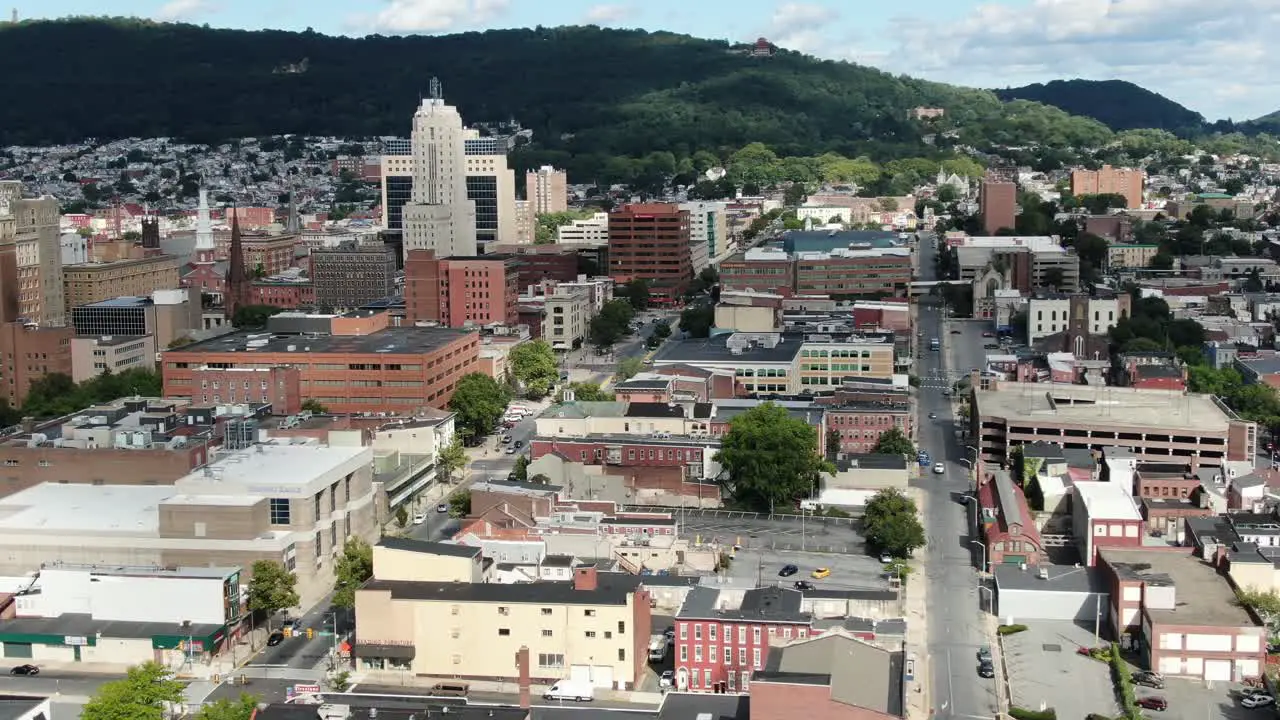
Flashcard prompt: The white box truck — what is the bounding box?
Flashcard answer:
[544,678,595,702]
[648,634,668,662]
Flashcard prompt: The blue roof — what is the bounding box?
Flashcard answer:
[780,230,903,253]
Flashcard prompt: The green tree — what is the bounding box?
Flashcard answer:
[448,490,472,518]
[300,399,328,414]
[395,505,408,528]
[231,304,284,329]
[783,183,807,206]
[715,402,833,512]
[447,373,511,439]
[623,279,651,311]
[195,693,260,720]
[332,538,373,609]
[82,661,186,720]
[1042,266,1066,290]
[509,340,559,399]
[871,428,915,457]
[679,305,715,338]
[589,299,636,350]
[438,437,467,484]
[246,560,299,620]
[560,381,614,401]
[512,454,530,482]
[652,320,672,340]
[862,488,926,558]
[1235,587,1280,631]
[617,356,644,381]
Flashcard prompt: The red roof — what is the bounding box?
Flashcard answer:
[977,475,1043,549]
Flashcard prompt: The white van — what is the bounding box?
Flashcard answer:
[543,679,595,702]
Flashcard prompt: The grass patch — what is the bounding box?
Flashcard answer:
[997,623,1029,636]
[1108,641,1141,720]
[1009,708,1057,720]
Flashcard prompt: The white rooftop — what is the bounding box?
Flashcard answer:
[744,247,789,261]
[794,247,911,260]
[958,236,1064,252]
[0,484,175,534]
[1074,481,1143,521]
[176,441,371,495]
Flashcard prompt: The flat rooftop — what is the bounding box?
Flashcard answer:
[173,325,473,356]
[1075,481,1143,521]
[0,484,175,534]
[975,382,1232,432]
[176,441,370,490]
[1099,548,1256,627]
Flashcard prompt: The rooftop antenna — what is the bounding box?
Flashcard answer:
[429,76,443,100]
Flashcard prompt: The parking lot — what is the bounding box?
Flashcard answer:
[1001,622,1266,720]
[666,509,890,590]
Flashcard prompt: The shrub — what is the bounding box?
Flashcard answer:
[997,623,1029,636]
[1085,715,1114,720]
[1108,641,1140,720]
[1009,708,1057,720]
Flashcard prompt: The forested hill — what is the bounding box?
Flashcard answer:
[0,18,1118,162]
[994,79,1206,135]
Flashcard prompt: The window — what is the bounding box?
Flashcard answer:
[703,669,711,688]
[753,648,761,668]
[498,628,511,636]
[724,646,732,664]
[584,609,596,617]
[728,672,736,691]
[709,645,717,663]
[680,624,688,641]
[585,631,596,638]
[542,629,553,637]
[738,648,746,665]
[680,646,688,662]
[541,608,553,616]
[753,627,761,644]
[738,626,746,643]
[709,624,717,641]
[694,624,702,641]
[694,645,703,662]
[269,498,291,525]
[498,607,510,616]
[618,621,625,634]
[618,648,626,662]
[538,653,565,669]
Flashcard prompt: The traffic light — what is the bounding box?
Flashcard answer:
[306,627,314,639]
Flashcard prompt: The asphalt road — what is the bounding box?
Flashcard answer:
[915,232,1002,720]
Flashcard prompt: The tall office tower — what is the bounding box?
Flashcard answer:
[0,181,65,326]
[463,131,517,245]
[194,188,216,263]
[1070,165,1145,209]
[608,203,693,306]
[979,180,1017,235]
[526,165,568,215]
[401,83,477,260]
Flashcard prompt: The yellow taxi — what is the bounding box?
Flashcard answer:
[810,567,831,579]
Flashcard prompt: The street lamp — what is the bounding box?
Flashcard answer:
[969,539,987,575]
[977,585,993,614]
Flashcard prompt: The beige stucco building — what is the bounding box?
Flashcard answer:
[545,286,591,350]
[354,538,653,690]
[1107,243,1160,269]
[63,255,182,313]
[70,334,157,382]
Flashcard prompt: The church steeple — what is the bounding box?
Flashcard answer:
[225,208,250,320]
[195,187,216,263]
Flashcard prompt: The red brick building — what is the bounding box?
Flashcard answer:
[749,631,905,720]
[675,586,816,693]
[529,436,719,481]
[184,366,303,415]
[795,250,913,298]
[720,252,794,294]
[1073,481,1145,566]
[976,468,1044,568]
[979,180,1017,235]
[221,207,277,229]
[826,402,913,454]
[486,244,582,290]
[403,250,520,328]
[250,281,315,309]
[162,311,479,414]
[608,203,692,305]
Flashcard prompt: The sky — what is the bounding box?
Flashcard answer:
[20,0,1280,121]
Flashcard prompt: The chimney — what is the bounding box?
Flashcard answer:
[516,645,531,709]
[574,565,598,591]
[20,416,35,434]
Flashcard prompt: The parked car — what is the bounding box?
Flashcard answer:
[977,660,994,678]
[266,631,284,647]
[1241,687,1270,698]
[502,435,513,444]
[928,412,937,419]
[436,503,448,513]
[793,581,815,591]
[1242,695,1276,709]
[412,513,426,525]
[505,446,517,455]
[811,567,831,579]
[933,463,946,475]
[778,564,799,577]
[1131,671,1164,689]
[879,553,894,563]
[950,329,962,334]
[977,645,991,663]
[664,626,675,641]
[9,664,38,676]
[659,670,674,689]
[514,440,524,449]
[1136,696,1168,711]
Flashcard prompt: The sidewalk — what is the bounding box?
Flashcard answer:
[905,486,930,720]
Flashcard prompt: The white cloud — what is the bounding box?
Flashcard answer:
[866,0,1280,120]
[584,4,632,25]
[354,0,510,34]
[155,0,216,21]
[763,2,839,54]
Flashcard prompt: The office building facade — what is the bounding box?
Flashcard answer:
[608,204,692,305]
[310,244,397,310]
[526,165,568,215]
[403,250,520,328]
[402,96,477,260]
[979,180,1017,235]
[1071,165,1145,209]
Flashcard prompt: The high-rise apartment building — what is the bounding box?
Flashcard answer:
[403,250,520,328]
[402,96,477,260]
[979,180,1017,235]
[1071,165,1145,209]
[526,165,568,215]
[0,181,64,326]
[608,203,693,305]
[463,132,517,245]
[310,243,397,310]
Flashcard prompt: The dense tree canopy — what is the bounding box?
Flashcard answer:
[331,537,373,609]
[715,402,833,512]
[82,662,187,720]
[509,340,559,399]
[0,19,1156,166]
[448,372,512,439]
[9,369,163,423]
[863,488,926,559]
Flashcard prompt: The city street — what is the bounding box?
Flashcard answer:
[915,232,1003,720]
